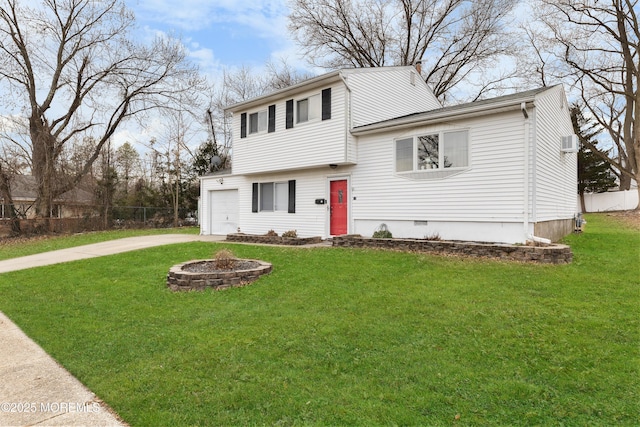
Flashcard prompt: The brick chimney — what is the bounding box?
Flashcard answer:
[415,61,422,75]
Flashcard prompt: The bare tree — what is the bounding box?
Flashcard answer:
[288,0,518,101]
[265,57,315,90]
[158,109,201,227]
[0,0,205,218]
[524,0,639,206]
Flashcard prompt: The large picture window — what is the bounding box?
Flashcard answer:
[395,130,469,172]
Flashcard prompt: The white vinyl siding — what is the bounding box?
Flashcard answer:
[231,67,441,175]
[345,68,441,127]
[354,111,526,223]
[233,85,348,175]
[205,85,575,243]
[532,86,577,221]
[201,170,337,238]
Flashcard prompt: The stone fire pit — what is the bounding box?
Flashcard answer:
[167,259,272,291]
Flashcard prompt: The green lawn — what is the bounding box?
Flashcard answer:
[0,214,637,426]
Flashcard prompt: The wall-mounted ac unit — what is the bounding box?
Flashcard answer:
[561,134,578,153]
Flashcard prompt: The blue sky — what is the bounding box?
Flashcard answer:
[128,0,306,79]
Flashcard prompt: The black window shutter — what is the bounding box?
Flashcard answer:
[268,104,276,133]
[252,183,259,212]
[285,99,294,129]
[322,88,331,120]
[288,180,296,213]
[240,113,247,138]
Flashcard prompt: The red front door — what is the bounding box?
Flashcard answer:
[330,180,348,235]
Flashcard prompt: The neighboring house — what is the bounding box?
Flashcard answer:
[200,66,577,244]
[0,175,95,219]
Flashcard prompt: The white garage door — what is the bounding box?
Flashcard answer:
[209,190,239,235]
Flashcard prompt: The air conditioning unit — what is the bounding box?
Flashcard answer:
[561,134,579,153]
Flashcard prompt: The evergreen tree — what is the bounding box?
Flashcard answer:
[192,139,229,176]
[571,105,617,212]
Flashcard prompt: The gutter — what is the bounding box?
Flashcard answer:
[351,99,537,136]
[225,71,343,113]
[522,102,530,240]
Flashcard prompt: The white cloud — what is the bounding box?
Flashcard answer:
[128,0,304,79]
[131,0,290,38]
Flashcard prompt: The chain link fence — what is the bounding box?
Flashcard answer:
[0,204,198,236]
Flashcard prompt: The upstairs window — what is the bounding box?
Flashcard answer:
[287,88,331,128]
[297,94,320,124]
[249,110,268,134]
[395,130,469,173]
[241,104,275,138]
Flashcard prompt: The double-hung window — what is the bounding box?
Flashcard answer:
[286,88,331,129]
[249,110,268,134]
[395,130,469,173]
[258,182,289,211]
[252,180,296,213]
[296,94,320,124]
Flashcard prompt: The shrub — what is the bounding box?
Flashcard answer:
[282,230,298,238]
[424,232,441,241]
[372,230,393,238]
[213,249,236,270]
[265,229,278,237]
[372,223,393,238]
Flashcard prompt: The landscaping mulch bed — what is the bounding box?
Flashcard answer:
[181,260,260,272]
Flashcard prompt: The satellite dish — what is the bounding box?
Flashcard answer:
[210,155,222,170]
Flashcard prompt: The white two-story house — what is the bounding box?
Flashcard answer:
[200,66,577,244]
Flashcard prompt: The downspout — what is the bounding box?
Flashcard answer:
[522,101,550,245]
[522,102,530,241]
[339,73,352,163]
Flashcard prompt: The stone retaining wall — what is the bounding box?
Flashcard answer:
[226,233,323,246]
[167,259,272,291]
[332,235,572,264]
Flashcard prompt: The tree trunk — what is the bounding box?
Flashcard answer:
[0,169,21,235]
[30,116,57,219]
[579,192,586,213]
[619,173,632,191]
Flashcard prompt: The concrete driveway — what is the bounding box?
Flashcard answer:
[0,234,225,274]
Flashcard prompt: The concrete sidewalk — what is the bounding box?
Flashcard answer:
[0,312,127,426]
[0,234,225,426]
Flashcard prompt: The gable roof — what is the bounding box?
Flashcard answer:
[4,175,94,204]
[351,85,557,135]
[225,66,431,113]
